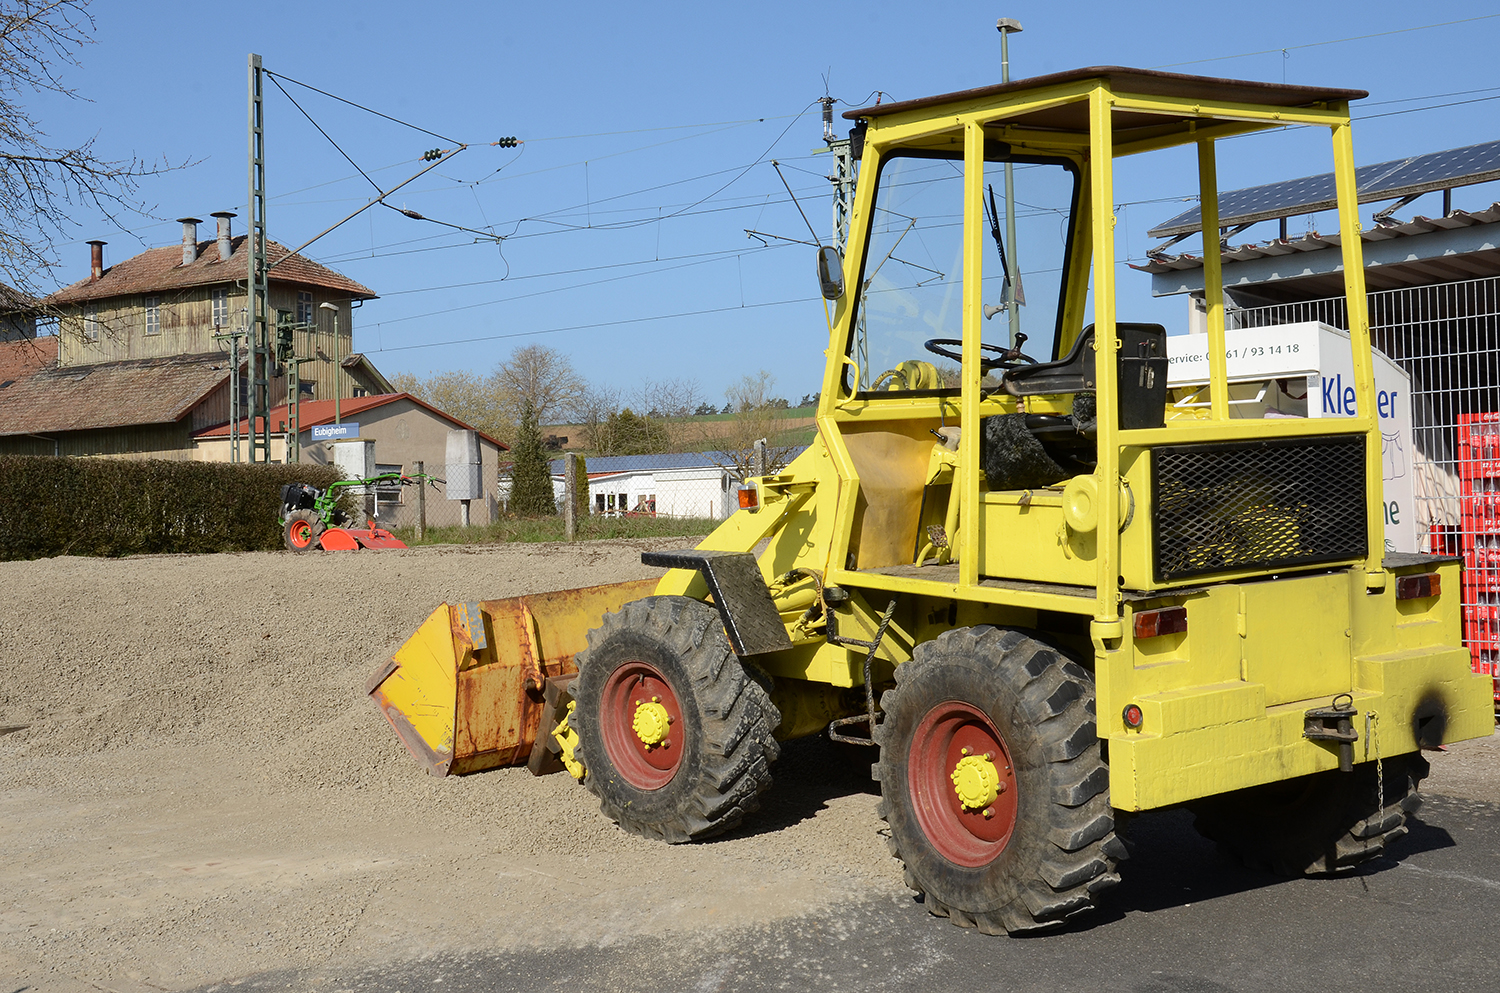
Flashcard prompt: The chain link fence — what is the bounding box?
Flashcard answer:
[1230,275,1500,695]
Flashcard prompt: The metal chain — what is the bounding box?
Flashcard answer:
[1366,709,1384,814]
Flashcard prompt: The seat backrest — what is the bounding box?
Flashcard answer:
[1002,326,1096,397]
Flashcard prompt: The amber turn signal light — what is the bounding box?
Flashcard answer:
[1395,572,1440,601]
[738,487,759,511]
[1132,606,1187,639]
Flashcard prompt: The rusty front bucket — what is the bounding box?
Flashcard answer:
[367,578,658,776]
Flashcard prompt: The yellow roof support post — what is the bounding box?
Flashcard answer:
[1197,134,1231,421]
[959,119,986,587]
[1088,83,1123,642]
[1330,112,1386,591]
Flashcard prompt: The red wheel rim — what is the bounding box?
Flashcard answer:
[289,521,313,548]
[599,660,685,790]
[909,701,1019,867]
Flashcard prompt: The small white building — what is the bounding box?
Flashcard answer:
[538,450,806,521]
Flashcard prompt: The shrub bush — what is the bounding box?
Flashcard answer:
[0,456,346,560]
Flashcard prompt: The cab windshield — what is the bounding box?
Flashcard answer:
[849,150,1078,395]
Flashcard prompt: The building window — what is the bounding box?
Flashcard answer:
[143,296,160,335]
[296,291,314,326]
[352,386,368,398]
[212,288,228,327]
[83,304,99,341]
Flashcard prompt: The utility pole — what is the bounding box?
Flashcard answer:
[817,97,857,253]
[997,19,1024,348]
[247,53,272,462]
[276,309,317,462]
[318,302,343,425]
[814,94,864,383]
[212,310,247,463]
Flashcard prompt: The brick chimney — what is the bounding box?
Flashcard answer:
[87,240,106,281]
[211,211,235,262]
[178,217,202,266]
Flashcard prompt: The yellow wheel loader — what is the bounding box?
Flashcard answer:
[369,66,1494,934]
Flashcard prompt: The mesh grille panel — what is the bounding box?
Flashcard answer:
[1152,435,1367,581]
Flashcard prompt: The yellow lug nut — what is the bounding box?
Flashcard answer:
[950,753,1002,811]
[632,700,672,748]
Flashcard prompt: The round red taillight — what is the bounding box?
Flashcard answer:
[1122,704,1144,729]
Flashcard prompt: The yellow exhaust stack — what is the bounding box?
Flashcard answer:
[368,579,659,776]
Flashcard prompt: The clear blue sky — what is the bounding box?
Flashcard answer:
[32,1,1500,409]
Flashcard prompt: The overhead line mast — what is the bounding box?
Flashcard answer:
[248,53,272,463]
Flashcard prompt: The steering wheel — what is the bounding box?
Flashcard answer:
[923,336,1037,372]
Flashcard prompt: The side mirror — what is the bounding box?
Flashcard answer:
[817,245,844,300]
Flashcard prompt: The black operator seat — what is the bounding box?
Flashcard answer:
[1002,326,1096,397]
[1002,323,1168,422]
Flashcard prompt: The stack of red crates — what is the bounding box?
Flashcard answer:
[1455,411,1500,701]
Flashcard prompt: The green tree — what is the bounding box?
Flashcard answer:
[606,407,670,455]
[508,402,555,515]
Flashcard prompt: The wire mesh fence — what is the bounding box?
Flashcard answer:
[1230,275,1500,696]
[366,445,813,536]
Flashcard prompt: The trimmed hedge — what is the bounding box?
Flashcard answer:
[0,456,346,560]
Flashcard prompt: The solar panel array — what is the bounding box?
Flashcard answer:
[1148,138,1500,239]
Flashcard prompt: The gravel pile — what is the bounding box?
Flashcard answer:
[0,541,898,991]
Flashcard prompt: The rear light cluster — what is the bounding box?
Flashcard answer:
[1132,606,1187,640]
[1395,572,1440,601]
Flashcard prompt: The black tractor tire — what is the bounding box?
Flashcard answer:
[1188,752,1429,876]
[874,626,1123,934]
[282,510,323,552]
[571,596,782,843]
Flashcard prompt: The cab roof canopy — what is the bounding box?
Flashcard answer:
[844,66,1368,154]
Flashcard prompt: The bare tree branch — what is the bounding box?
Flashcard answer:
[0,0,192,323]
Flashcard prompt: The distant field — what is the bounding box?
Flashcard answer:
[545,406,816,453]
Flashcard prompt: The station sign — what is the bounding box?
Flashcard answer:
[310,422,359,441]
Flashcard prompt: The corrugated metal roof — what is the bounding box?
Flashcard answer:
[1136,202,1500,275]
[0,349,229,436]
[45,236,376,305]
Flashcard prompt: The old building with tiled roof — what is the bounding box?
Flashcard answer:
[0,213,390,458]
[47,214,376,400]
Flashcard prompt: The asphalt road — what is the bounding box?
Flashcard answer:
[191,790,1500,993]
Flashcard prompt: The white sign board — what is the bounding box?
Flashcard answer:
[1167,321,1416,553]
[311,422,359,441]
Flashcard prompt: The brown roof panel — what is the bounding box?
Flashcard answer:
[0,282,42,316]
[45,236,377,305]
[0,351,229,436]
[845,67,1367,122]
[0,334,57,386]
[195,393,509,451]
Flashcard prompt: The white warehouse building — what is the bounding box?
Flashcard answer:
[543,450,807,520]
